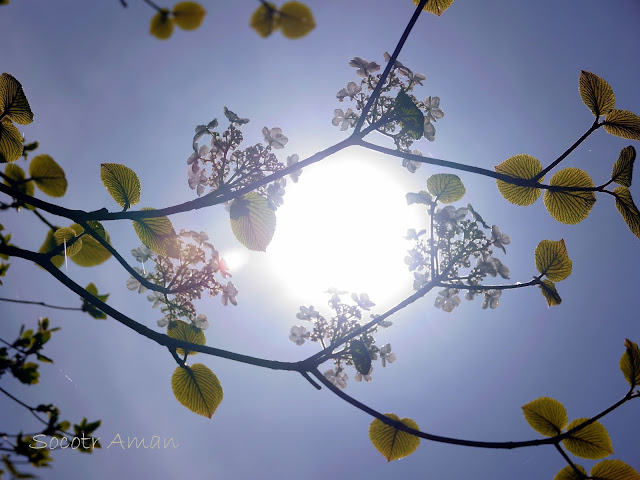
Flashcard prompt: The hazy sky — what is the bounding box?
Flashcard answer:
[1,1,639,479]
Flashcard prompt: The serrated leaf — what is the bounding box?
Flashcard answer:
[167,320,206,356]
[279,2,315,39]
[350,340,372,376]
[495,154,543,206]
[29,154,67,197]
[603,109,640,140]
[172,1,206,30]
[100,163,141,210]
[554,464,587,480]
[613,187,640,239]
[229,192,276,252]
[591,459,640,480]
[3,163,34,199]
[426,173,465,203]
[521,397,568,437]
[538,279,562,306]
[69,223,112,267]
[54,227,82,257]
[544,168,596,224]
[394,90,424,140]
[171,364,223,418]
[82,283,109,320]
[562,418,613,460]
[619,338,640,387]
[132,208,179,258]
[611,146,635,187]
[0,73,33,125]
[578,71,615,117]
[369,413,420,462]
[150,9,174,40]
[38,229,64,268]
[0,118,23,163]
[250,2,279,38]
[535,239,572,282]
[413,0,453,16]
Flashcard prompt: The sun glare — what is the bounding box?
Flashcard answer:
[266,151,427,308]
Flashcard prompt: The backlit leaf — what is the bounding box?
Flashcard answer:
[591,459,640,480]
[578,71,615,117]
[611,146,635,187]
[0,118,23,163]
[521,397,568,437]
[350,340,372,376]
[603,109,640,140]
[100,163,141,210]
[613,187,640,239]
[0,72,33,125]
[369,413,420,462]
[82,282,109,320]
[3,163,34,198]
[554,464,587,480]
[69,223,112,267]
[619,338,640,387]
[394,90,424,140]
[54,227,82,257]
[250,2,279,38]
[538,279,562,306]
[229,192,276,251]
[173,2,206,30]
[280,2,315,39]
[406,190,433,206]
[167,320,206,357]
[535,239,572,282]
[171,364,223,418]
[495,154,543,206]
[29,154,67,197]
[132,208,179,258]
[413,0,453,16]
[38,229,64,268]
[562,418,613,460]
[544,168,596,224]
[150,9,174,40]
[426,173,465,203]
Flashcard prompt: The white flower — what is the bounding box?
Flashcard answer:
[383,52,409,75]
[188,166,207,196]
[476,254,510,279]
[157,315,171,328]
[434,288,461,313]
[434,206,468,232]
[332,108,357,131]
[413,271,429,290]
[404,249,423,271]
[336,81,362,101]
[187,144,209,165]
[324,368,348,389]
[482,290,502,309]
[424,96,444,123]
[349,57,380,78]
[405,228,426,240]
[402,149,422,173]
[351,293,375,310]
[267,179,286,210]
[297,305,320,320]
[379,343,396,367]
[424,118,436,141]
[195,314,209,330]
[262,127,288,149]
[289,325,310,345]
[287,154,302,183]
[400,70,426,88]
[126,267,147,294]
[354,365,373,382]
[147,291,164,309]
[221,281,238,306]
[491,225,511,253]
[131,245,152,263]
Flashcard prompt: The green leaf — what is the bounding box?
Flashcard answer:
[535,239,572,282]
[229,192,276,251]
[591,459,640,480]
[495,154,543,206]
[54,227,83,257]
[250,2,279,38]
[544,168,596,224]
[538,279,562,306]
[172,1,206,31]
[553,464,587,480]
[603,109,640,140]
[167,320,206,356]
[394,90,424,140]
[350,340,372,376]
[38,229,64,268]
[15,362,39,384]
[150,9,174,40]
[69,223,112,267]
[82,283,109,320]
[613,187,640,240]
[3,164,34,200]
[369,413,420,462]
[171,364,223,418]
[132,208,179,257]
[29,154,68,197]
[521,397,568,437]
[578,70,615,117]
[426,173,465,203]
[611,146,635,187]
[0,118,22,163]
[619,338,640,388]
[412,0,454,16]
[562,418,613,460]
[0,73,33,125]
[279,1,315,39]
[100,163,141,210]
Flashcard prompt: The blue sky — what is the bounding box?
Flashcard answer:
[1,1,639,479]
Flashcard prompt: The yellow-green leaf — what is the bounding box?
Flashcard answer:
[3,163,34,198]
[171,364,223,418]
[495,154,543,206]
[54,227,83,257]
[0,118,23,163]
[554,464,587,480]
[426,173,465,203]
[82,282,109,320]
[167,320,206,356]
[591,459,640,480]
[0,73,33,125]
[521,397,568,437]
[369,414,420,462]
[150,9,174,40]
[613,186,640,240]
[611,146,635,187]
[132,208,179,258]
[603,109,640,141]
[250,2,279,38]
[578,70,615,117]
[229,192,276,252]
[562,418,613,460]
[69,222,112,267]
[100,163,141,210]
[38,229,64,268]
[544,168,596,224]
[535,239,572,282]
[279,2,315,39]
[395,90,425,141]
[350,340,372,376]
[413,0,454,16]
[619,338,640,387]
[173,1,206,31]
[29,154,67,197]
[538,279,562,306]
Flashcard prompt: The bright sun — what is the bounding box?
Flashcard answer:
[265,150,426,308]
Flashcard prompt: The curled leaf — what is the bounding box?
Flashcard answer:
[538,279,562,307]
